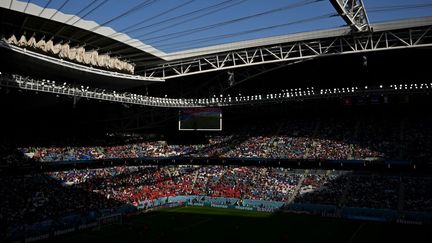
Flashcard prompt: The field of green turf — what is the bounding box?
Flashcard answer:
[47,206,430,243]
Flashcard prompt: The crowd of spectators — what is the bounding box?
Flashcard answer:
[403,176,432,212]
[343,175,400,209]
[201,167,302,201]
[3,165,432,235]
[0,143,31,167]
[48,166,301,204]
[17,117,432,163]
[220,119,384,160]
[2,164,432,243]
[0,173,122,237]
[295,171,350,206]
[402,118,432,162]
[355,119,402,160]
[20,141,207,162]
[294,171,403,210]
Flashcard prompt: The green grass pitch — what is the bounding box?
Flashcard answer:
[47,206,430,243]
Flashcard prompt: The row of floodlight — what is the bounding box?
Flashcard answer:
[2,73,432,107]
[390,83,432,90]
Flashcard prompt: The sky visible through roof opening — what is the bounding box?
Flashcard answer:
[14,0,432,53]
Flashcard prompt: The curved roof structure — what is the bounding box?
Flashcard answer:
[0,0,168,70]
[0,1,168,86]
[0,0,167,58]
[1,0,432,81]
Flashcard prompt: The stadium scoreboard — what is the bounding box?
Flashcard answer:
[179,108,222,131]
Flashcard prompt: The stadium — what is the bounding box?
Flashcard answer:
[1,0,432,242]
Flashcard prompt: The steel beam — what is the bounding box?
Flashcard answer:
[330,0,371,32]
[140,25,432,79]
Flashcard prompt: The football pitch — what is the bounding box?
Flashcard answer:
[48,206,430,243]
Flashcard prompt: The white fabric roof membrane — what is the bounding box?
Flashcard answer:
[0,0,168,59]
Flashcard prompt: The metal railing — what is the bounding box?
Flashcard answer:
[0,73,431,108]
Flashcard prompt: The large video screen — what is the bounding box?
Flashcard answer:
[179,108,222,131]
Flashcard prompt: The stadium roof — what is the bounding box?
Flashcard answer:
[1,0,432,81]
[0,0,167,66]
[3,1,432,56]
